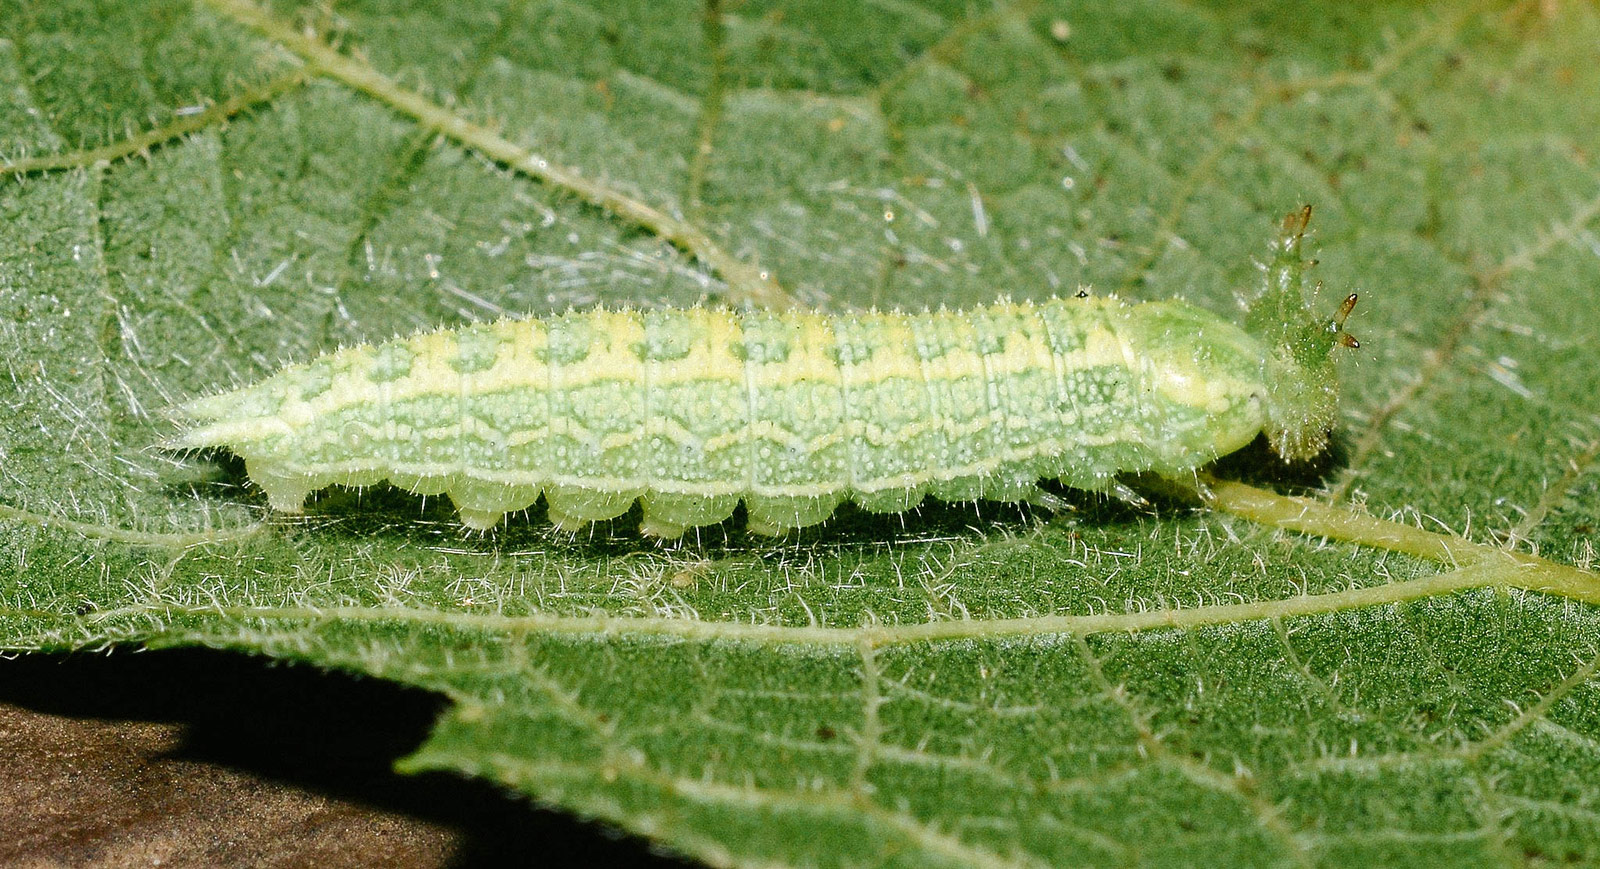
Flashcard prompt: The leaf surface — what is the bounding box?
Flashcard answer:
[4,0,1600,865]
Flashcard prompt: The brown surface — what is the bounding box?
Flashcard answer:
[0,650,690,868]
[0,706,456,867]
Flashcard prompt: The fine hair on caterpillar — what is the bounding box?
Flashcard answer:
[172,207,1358,538]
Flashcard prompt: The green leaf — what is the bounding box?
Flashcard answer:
[5,0,1600,865]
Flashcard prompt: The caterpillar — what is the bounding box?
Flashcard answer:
[173,208,1358,538]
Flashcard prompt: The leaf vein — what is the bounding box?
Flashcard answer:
[0,71,309,177]
[199,0,798,309]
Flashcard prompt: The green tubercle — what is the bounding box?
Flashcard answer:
[1244,206,1359,462]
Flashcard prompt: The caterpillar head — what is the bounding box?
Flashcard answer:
[1244,206,1360,462]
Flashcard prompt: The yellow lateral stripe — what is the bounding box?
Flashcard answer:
[285,317,1132,424]
[225,361,1263,454]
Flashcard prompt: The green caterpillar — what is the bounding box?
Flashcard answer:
[174,208,1357,537]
